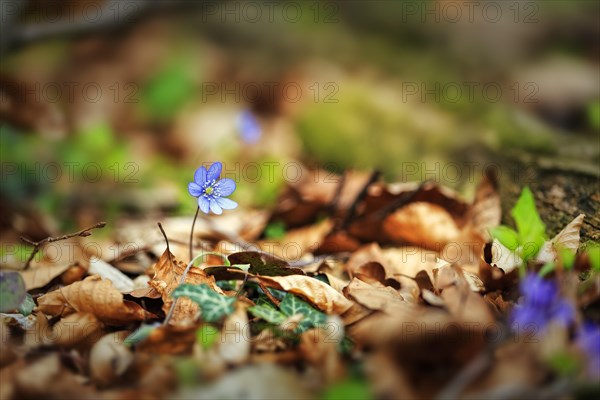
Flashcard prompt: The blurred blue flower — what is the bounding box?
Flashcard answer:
[237,110,261,144]
[188,162,237,215]
[576,323,600,379]
[511,273,575,334]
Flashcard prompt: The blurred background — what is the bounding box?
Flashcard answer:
[1,0,599,242]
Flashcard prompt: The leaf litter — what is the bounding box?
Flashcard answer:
[1,165,599,399]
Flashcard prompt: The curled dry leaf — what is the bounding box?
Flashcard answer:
[258,275,354,314]
[149,249,221,326]
[489,238,523,274]
[537,214,585,264]
[383,202,461,250]
[433,264,494,325]
[19,264,70,290]
[37,275,155,325]
[343,278,405,314]
[465,169,501,241]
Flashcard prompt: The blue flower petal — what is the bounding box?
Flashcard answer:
[209,200,222,215]
[188,182,203,197]
[216,178,236,196]
[194,166,207,185]
[198,196,210,214]
[553,301,575,326]
[215,197,238,210]
[207,162,222,182]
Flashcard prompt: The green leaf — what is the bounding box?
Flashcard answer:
[124,323,159,346]
[558,248,576,270]
[322,378,372,400]
[588,100,600,131]
[538,263,555,277]
[17,294,35,316]
[172,284,236,322]
[511,187,546,260]
[0,271,26,313]
[248,304,287,325]
[264,221,286,240]
[142,60,194,121]
[279,293,327,333]
[230,264,250,272]
[548,351,580,377]
[196,324,220,350]
[490,226,520,251]
[588,244,600,272]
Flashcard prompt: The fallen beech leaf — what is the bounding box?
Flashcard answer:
[489,239,523,273]
[89,256,134,292]
[48,312,102,347]
[259,275,354,314]
[343,278,405,314]
[433,264,494,325]
[149,249,220,326]
[37,275,155,325]
[537,214,585,264]
[19,264,70,290]
[383,202,461,250]
[466,170,501,241]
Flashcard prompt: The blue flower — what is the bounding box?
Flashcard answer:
[511,273,575,334]
[237,110,261,144]
[576,323,600,379]
[188,162,237,215]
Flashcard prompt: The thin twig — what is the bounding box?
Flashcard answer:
[157,222,175,275]
[257,280,281,307]
[157,222,170,254]
[189,207,200,262]
[20,221,106,270]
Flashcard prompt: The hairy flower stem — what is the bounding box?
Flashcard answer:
[189,207,200,262]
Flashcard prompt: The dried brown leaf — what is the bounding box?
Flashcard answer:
[537,214,585,264]
[383,202,461,250]
[343,278,405,314]
[48,312,103,347]
[258,275,354,314]
[37,275,155,325]
[20,264,70,290]
[149,249,221,326]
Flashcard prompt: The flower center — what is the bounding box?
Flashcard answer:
[202,179,220,199]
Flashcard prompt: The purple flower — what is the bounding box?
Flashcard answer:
[511,273,575,335]
[188,162,237,215]
[576,323,600,379]
[237,110,261,144]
